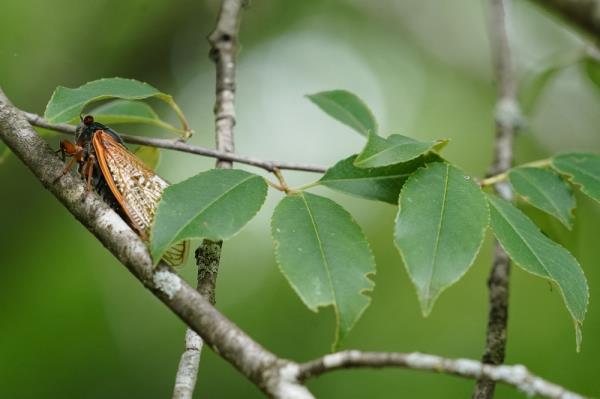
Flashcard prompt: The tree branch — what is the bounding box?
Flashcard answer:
[22,111,327,173]
[0,89,311,399]
[0,91,588,399]
[299,351,586,399]
[529,0,600,41]
[474,1,520,398]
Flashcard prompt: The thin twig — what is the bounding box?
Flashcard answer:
[209,0,243,171]
[299,351,586,399]
[172,330,203,399]
[198,0,246,311]
[173,1,246,398]
[22,111,327,173]
[474,1,520,398]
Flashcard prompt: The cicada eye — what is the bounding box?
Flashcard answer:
[83,115,94,126]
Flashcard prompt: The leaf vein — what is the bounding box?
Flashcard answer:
[300,194,339,319]
[424,163,450,304]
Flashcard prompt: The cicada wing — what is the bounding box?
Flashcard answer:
[92,130,188,266]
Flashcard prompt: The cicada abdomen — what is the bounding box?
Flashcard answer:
[59,115,187,266]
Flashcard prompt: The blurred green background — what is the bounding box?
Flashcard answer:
[1,0,599,398]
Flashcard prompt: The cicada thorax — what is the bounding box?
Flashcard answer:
[60,115,188,266]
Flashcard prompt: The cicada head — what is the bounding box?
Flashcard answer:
[75,114,95,144]
[75,115,124,146]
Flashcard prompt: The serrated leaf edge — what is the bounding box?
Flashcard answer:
[508,167,575,230]
[270,192,376,350]
[551,153,600,205]
[486,194,589,349]
[393,162,489,316]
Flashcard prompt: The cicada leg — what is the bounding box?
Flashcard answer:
[54,140,84,183]
[82,153,96,193]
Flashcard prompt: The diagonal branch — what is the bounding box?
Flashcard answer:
[0,89,311,399]
[474,0,520,398]
[23,111,327,173]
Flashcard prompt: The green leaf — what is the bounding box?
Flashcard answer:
[354,132,447,169]
[151,169,268,263]
[133,145,161,171]
[319,154,442,204]
[88,100,186,135]
[44,77,190,137]
[307,90,377,137]
[551,153,600,204]
[394,162,488,316]
[508,167,575,229]
[487,194,588,350]
[271,192,375,347]
[91,99,158,122]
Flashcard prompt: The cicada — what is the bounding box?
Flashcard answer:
[58,115,187,266]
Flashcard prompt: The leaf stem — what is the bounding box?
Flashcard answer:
[480,158,552,187]
[266,178,287,192]
[163,95,193,139]
[273,168,290,192]
[154,119,190,136]
[481,172,508,187]
[522,158,552,168]
[290,180,320,192]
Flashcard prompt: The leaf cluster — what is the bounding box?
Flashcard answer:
[40,81,600,350]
